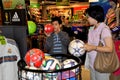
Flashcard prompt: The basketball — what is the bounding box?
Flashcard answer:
[68,39,85,57]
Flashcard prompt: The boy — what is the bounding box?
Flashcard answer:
[44,17,70,54]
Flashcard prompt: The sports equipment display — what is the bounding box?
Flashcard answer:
[68,39,85,57]
[25,48,45,68]
[18,54,81,80]
[27,21,37,35]
[41,57,61,80]
[44,24,54,34]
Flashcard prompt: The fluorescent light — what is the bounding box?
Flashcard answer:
[89,0,99,2]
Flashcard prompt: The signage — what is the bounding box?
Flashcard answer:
[12,12,20,22]
[2,9,26,25]
[2,0,25,10]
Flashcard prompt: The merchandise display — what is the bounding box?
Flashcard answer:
[0,37,20,80]
[18,54,81,80]
[29,5,42,23]
[0,0,120,80]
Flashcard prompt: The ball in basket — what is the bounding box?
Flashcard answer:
[44,23,54,34]
[62,59,79,74]
[62,59,78,68]
[57,70,76,80]
[25,48,45,68]
[68,39,85,57]
[41,57,61,79]
[21,70,26,80]
[26,72,41,80]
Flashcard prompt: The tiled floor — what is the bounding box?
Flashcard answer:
[81,65,90,80]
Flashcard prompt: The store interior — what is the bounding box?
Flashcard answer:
[0,0,120,80]
[0,0,91,56]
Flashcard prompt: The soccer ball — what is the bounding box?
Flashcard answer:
[68,39,85,57]
[57,70,76,80]
[41,57,61,80]
[44,24,54,34]
[25,48,45,68]
[62,59,79,74]
[62,59,78,68]
[21,70,27,80]
[26,72,41,80]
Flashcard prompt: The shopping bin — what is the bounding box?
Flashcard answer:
[18,54,82,80]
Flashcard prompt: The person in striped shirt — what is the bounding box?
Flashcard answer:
[44,17,70,54]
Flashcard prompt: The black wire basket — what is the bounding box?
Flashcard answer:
[18,54,82,80]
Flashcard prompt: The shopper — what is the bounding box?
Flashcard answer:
[44,16,70,54]
[83,5,113,80]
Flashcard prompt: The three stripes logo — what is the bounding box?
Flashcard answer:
[12,12,20,22]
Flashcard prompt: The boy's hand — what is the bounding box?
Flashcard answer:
[44,32,51,37]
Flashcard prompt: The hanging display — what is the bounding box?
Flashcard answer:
[2,0,26,10]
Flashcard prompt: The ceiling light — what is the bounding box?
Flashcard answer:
[89,0,99,2]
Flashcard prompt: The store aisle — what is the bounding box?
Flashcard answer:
[81,65,90,80]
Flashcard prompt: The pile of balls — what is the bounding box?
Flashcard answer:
[22,48,80,80]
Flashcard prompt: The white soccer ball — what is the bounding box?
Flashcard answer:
[26,72,41,80]
[62,59,78,68]
[62,59,79,74]
[41,57,61,80]
[68,39,85,57]
[21,70,26,80]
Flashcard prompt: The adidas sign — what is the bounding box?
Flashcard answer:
[12,12,20,22]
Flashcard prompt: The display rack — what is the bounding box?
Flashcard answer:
[18,54,82,80]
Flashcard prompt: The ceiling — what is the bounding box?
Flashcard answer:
[37,0,88,2]
[25,0,89,5]
[0,0,88,9]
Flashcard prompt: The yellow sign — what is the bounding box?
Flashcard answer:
[30,0,38,5]
[56,0,70,6]
[2,0,25,10]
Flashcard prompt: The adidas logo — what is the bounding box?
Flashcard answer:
[12,12,20,22]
